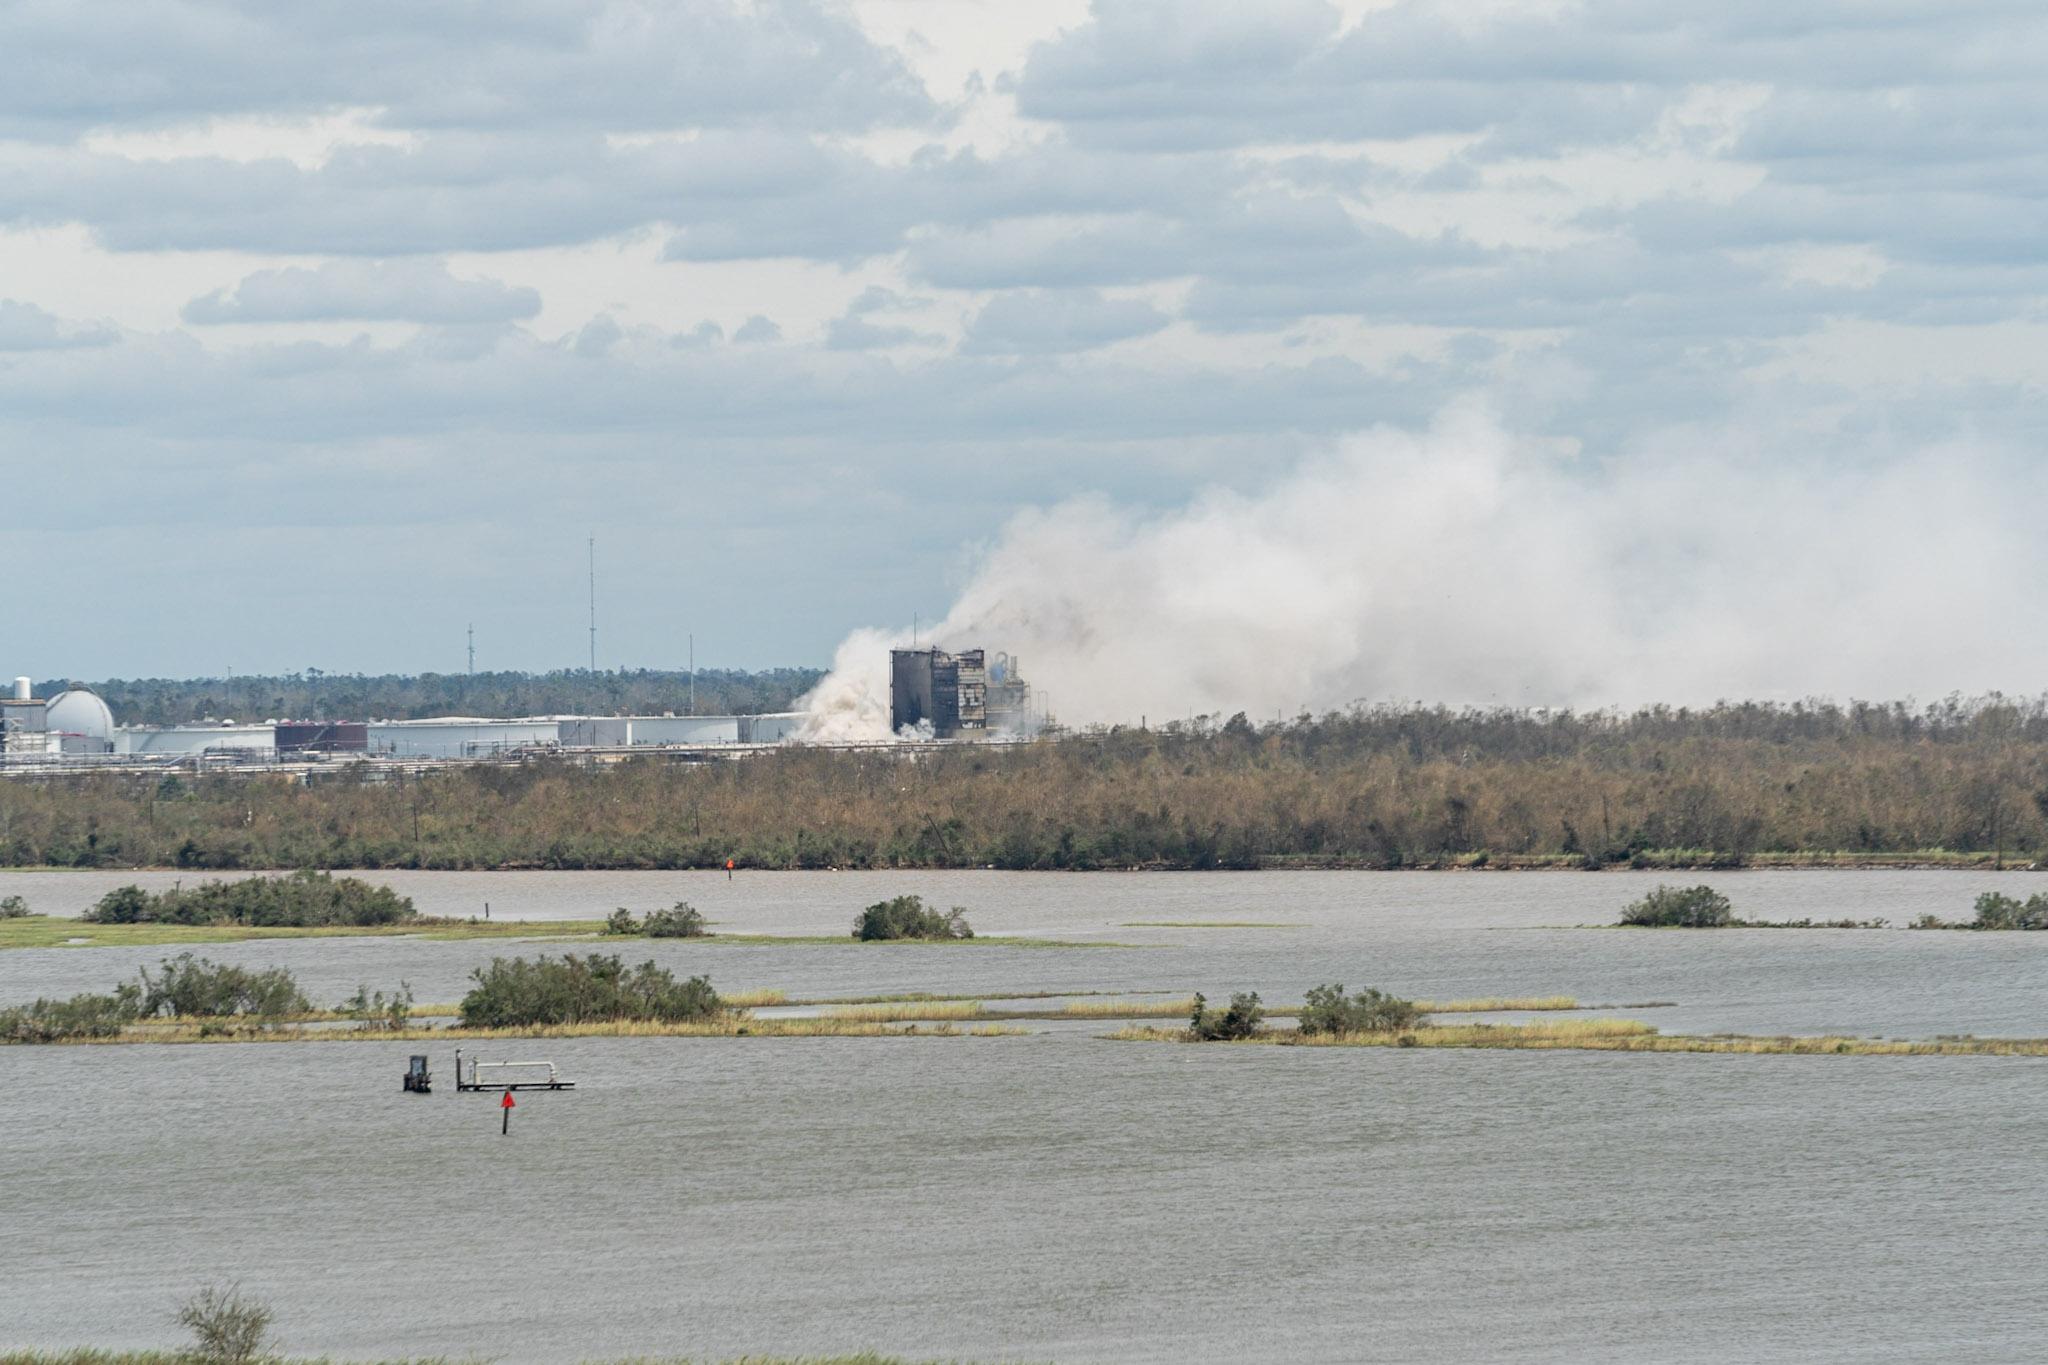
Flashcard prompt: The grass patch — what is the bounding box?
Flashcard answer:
[30,1015,982,1046]
[0,1353,964,1365]
[1103,1018,2048,1056]
[1120,921,1304,929]
[0,917,1122,952]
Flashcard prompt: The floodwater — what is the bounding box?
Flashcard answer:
[4,869,2047,1362]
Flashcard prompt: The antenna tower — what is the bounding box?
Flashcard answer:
[587,536,597,672]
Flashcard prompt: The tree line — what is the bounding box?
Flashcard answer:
[47,666,825,726]
[5,696,2048,870]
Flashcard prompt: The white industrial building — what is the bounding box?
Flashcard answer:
[2,671,806,766]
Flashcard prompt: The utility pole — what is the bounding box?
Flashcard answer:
[587,536,597,673]
[467,624,475,676]
[688,633,695,716]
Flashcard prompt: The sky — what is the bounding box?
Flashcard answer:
[2,0,2045,701]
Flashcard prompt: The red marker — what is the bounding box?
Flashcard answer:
[501,1090,515,1134]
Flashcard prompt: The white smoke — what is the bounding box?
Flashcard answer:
[797,408,2042,740]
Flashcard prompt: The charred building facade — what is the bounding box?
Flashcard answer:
[890,648,1031,738]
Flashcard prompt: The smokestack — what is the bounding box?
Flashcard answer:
[11,677,28,701]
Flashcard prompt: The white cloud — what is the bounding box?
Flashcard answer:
[182,259,541,324]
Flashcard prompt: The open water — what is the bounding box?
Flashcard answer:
[3,869,2046,1362]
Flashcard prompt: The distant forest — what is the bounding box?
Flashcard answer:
[44,668,827,726]
[6,696,2048,872]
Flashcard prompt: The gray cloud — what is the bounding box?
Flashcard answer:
[963,288,1168,354]
[0,298,116,350]
[182,258,541,324]
[0,0,932,139]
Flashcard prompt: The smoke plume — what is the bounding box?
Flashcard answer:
[797,409,2040,740]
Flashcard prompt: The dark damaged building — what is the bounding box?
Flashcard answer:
[890,648,1031,738]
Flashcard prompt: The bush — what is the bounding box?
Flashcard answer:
[1298,983,1425,1036]
[0,987,141,1043]
[0,894,29,918]
[1619,884,1733,927]
[84,870,415,927]
[340,981,414,1031]
[643,902,708,937]
[1970,891,2048,930]
[137,954,309,1019]
[852,895,973,941]
[175,1283,273,1365]
[459,953,723,1028]
[1188,990,1264,1040]
[603,908,640,935]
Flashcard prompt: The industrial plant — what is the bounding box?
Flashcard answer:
[0,674,807,772]
[1,645,1034,774]
[889,648,1032,738]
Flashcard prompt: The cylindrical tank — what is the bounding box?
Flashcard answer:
[11,677,28,701]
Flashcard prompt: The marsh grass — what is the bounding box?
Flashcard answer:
[1120,921,1304,929]
[1413,996,1580,1012]
[1103,1018,2048,1056]
[22,1015,985,1046]
[0,917,1120,952]
[0,1353,961,1365]
[823,997,1201,1022]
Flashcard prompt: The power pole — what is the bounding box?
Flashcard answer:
[688,633,695,716]
[467,624,475,676]
[587,535,597,673]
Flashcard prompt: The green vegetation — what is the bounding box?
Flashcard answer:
[1121,920,1303,928]
[15,695,2048,870]
[1298,984,1425,1036]
[1953,890,2048,930]
[1,954,311,1042]
[2,1352,948,1364]
[1187,990,1264,1040]
[53,665,824,727]
[137,954,308,1018]
[606,902,709,937]
[853,895,973,941]
[175,1284,272,1365]
[1619,884,1733,927]
[84,871,415,927]
[0,990,139,1043]
[1109,1018,2048,1057]
[458,953,723,1028]
[338,982,415,1031]
[0,895,27,919]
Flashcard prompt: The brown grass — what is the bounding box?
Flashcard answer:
[1102,1018,2048,1057]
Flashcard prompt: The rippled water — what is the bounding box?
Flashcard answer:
[5,869,2047,1362]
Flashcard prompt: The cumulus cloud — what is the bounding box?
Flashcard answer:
[181,259,541,324]
[963,288,1168,353]
[0,299,116,350]
[0,0,932,138]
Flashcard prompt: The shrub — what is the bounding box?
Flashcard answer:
[1298,983,1425,1036]
[340,981,414,1031]
[1619,884,1734,927]
[643,902,708,937]
[1188,990,1264,1040]
[84,870,415,927]
[1971,891,2048,930]
[459,953,723,1028]
[175,1283,273,1365]
[852,895,973,941]
[0,893,29,918]
[0,987,141,1043]
[137,954,309,1019]
[603,908,640,935]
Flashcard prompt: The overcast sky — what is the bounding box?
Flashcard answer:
[3,0,2044,682]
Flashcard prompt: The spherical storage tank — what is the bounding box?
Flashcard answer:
[45,688,115,739]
